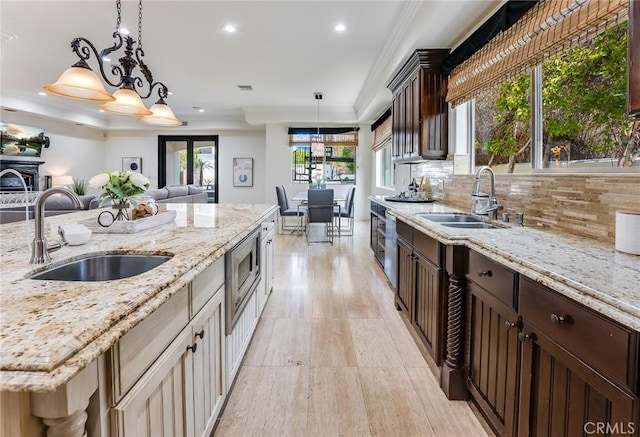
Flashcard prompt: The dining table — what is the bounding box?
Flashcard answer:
[290,189,346,235]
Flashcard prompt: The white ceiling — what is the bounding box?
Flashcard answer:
[0,0,502,132]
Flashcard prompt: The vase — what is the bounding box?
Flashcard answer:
[111,199,131,221]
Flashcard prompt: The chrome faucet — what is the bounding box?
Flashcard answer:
[30,187,82,264]
[471,166,503,220]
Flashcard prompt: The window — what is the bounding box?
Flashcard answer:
[474,73,531,173]
[540,21,633,170]
[376,143,394,189]
[289,132,357,184]
[470,21,636,173]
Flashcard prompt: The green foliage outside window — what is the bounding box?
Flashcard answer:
[475,21,635,171]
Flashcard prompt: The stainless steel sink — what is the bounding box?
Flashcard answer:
[417,213,505,229]
[29,254,173,281]
[438,222,503,229]
[418,214,484,223]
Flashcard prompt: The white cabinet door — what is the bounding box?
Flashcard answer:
[189,286,226,437]
[111,328,193,437]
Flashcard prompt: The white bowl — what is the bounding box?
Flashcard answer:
[59,224,92,246]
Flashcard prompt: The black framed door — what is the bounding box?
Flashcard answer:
[158,135,219,203]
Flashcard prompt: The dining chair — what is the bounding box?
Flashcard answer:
[334,185,356,236]
[275,186,305,234]
[306,188,334,245]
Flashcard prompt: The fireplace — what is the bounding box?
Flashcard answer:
[0,160,45,192]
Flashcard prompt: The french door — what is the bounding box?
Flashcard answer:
[158,135,218,203]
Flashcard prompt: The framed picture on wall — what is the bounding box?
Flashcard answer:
[122,157,142,173]
[233,158,253,187]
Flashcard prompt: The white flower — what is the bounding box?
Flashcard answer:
[88,173,109,188]
[129,172,150,189]
[111,171,120,178]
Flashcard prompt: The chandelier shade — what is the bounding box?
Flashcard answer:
[139,98,182,126]
[98,88,152,116]
[43,0,180,126]
[43,63,114,102]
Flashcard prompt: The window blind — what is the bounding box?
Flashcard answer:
[371,113,392,152]
[446,0,628,107]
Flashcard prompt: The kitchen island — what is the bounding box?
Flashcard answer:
[369,196,640,436]
[0,202,278,436]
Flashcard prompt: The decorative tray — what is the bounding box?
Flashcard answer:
[79,210,177,234]
[384,196,435,203]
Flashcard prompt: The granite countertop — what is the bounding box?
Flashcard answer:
[370,195,640,331]
[0,203,278,392]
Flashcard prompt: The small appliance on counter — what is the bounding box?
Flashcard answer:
[385,177,435,203]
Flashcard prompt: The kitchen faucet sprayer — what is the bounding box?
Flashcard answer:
[471,166,503,220]
[30,187,82,264]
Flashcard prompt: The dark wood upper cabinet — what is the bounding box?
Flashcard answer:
[629,0,640,118]
[388,49,450,161]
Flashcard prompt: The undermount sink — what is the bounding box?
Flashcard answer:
[418,214,484,223]
[29,253,173,281]
[417,213,505,229]
[438,222,503,229]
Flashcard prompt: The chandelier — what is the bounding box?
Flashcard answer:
[43,0,181,126]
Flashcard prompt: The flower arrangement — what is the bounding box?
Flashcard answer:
[89,170,150,205]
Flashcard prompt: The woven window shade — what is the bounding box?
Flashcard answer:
[447,0,628,107]
[371,115,392,152]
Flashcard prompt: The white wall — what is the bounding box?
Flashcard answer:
[104,130,267,203]
[1,112,105,194]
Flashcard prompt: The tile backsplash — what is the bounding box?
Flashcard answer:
[411,163,640,245]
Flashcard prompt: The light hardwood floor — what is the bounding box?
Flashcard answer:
[214,221,492,437]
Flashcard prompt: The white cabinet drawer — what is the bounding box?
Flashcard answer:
[111,286,189,401]
[191,257,225,317]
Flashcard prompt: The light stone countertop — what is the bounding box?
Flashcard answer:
[370,196,640,332]
[0,203,278,392]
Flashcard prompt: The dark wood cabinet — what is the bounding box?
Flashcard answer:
[465,253,520,437]
[396,236,414,314]
[388,49,449,162]
[518,320,639,437]
[395,219,444,364]
[461,252,640,437]
[370,201,386,267]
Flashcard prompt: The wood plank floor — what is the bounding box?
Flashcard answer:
[214,221,492,437]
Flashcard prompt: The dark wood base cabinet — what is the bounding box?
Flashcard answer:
[395,219,444,365]
[518,321,639,437]
[463,251,640,437]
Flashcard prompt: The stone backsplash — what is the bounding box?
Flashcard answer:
[444,174,640,244]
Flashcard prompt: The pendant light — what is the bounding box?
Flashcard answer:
[311,92,324,156]
[44,0,180,126]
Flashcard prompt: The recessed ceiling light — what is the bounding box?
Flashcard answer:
[99,109,105,112]
[223,24,236,33]
[38,92,46,96]
[193,106,205,112]
[334,23,346,32]
[238,85,253,91]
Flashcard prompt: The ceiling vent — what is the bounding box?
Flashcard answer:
[237,85,253,91]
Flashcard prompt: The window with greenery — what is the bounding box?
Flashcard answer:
[290,132,357,184]
[474,73,531,173]
[376,144,394,189]
[541,21,633,169]
[471,21,637,172]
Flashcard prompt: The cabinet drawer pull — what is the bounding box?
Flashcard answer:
[518,332,535,342]
[505,320,518,330]
[187,343,198,353]
[195,329,205,339]
[478,270,492,277]
[550,314,568,325]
